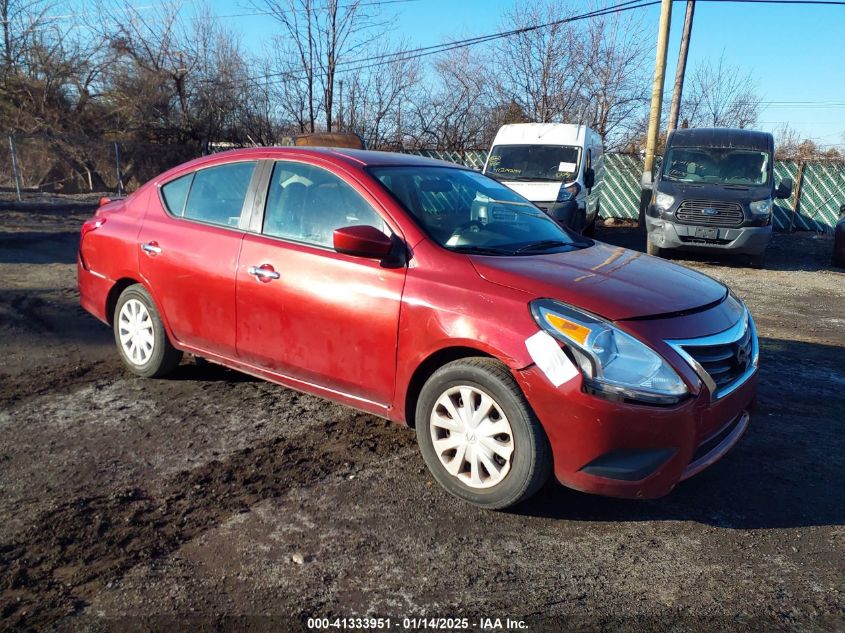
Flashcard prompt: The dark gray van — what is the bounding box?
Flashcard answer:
[645,128,792,266]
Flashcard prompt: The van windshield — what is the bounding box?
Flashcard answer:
[662,147,770,186]
[370,166,589,256]
[485,145,581,182]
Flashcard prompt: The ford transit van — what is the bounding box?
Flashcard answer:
[646,128,792,267]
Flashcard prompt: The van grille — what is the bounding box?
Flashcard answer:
[681,323,754,393]
[675,199,744,227]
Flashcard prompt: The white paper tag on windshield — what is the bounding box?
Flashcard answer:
[558,162,577,173]
[525,331,578,387]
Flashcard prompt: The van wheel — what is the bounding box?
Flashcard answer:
[583,202,599,237]
[646,239,663,257]
[415,358,551,510]
[113,284,182,378]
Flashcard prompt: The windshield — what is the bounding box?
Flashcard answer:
[370,166,588,255]
[662,147,770,186]
[484,144,581,182]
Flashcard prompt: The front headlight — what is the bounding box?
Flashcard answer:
[530,299,689,405]
[557,182,581,202]
[654,191,675,212]
[749,198,773,216]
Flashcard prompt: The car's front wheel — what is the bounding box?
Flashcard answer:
[113,284,182,378]
[416,358,551,510]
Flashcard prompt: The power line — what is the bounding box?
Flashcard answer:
[696,0,845,5]
[204,0,659,88]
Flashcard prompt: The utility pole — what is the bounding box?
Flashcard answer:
[639,0,673,227]
[667,0,695,133]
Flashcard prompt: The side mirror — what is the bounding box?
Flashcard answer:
[584,167,595,190]
[839,203,845,219]
[775,178,793,200]
[333,225,393,259]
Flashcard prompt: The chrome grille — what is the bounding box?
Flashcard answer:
[667,309,758,401]
[682,324,753,392]
[675,199,744,227]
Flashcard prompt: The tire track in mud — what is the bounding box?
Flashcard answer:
[0,413,416,630]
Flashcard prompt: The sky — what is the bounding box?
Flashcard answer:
[69,0,845,147]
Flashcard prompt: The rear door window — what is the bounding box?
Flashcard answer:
[181,161,257,227]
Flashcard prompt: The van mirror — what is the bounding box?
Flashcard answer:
[775,178,793,199]
[840,203,845,219]
[584,167,595,190]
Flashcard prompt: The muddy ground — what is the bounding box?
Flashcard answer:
[0,201,843,632]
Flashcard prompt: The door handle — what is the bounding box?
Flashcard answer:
[141,242,162,255]
[248,265,280,281]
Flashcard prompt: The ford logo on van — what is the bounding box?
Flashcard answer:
[702,207,719,216]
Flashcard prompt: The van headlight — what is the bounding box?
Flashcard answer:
[749,198,773,217]
[557,182,581,202]
[654,191,675,212]
[530,299,689,405]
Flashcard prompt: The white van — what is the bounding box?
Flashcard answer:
[482,123,604,234]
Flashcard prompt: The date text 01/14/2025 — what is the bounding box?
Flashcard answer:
[306,616,529,630]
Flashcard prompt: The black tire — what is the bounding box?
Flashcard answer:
[583,201,598,237]
[646,238,663,257]
[113,284,182,378]
[415,358,552,510]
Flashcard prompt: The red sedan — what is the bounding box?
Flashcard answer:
[78,148,758,509]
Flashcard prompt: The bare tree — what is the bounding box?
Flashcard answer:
[493,1,589,124]
[254,0,388,133]
[582,5,650,149]
[407,46,495,150]
[342,42,419,149]
[682,55,762,129]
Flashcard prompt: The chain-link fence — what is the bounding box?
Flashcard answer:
[3,139,843,232]
[0,135,206,196]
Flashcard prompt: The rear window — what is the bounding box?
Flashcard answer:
[183,162,256,227]
[161,174,192,216]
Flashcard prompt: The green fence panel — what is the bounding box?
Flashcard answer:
[797,161,845,233]
[599,154,642,220]
[773,160,799,231]
[404,150,841,232]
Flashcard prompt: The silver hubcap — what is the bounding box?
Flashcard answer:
[118,299,154,366]
[430,385,514,489]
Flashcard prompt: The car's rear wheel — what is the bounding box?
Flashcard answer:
[113,284,182,378]
[415,358,551,510]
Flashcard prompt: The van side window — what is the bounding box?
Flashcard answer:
[161,174,193,216]
[263,161,387,247]
[182,162,257,227]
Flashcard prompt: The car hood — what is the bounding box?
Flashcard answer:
[470,242,727,321]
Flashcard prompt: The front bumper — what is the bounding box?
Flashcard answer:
[515,361,757,499]
[646,213,772,256]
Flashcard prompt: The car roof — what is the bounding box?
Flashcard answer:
[183,146,463,171]
[667,128,773,152]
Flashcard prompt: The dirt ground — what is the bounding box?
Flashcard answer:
[0,201,843,632]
